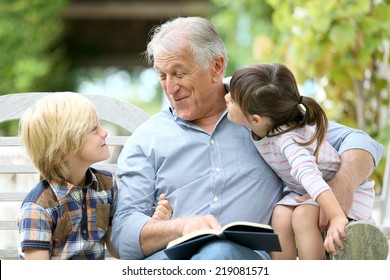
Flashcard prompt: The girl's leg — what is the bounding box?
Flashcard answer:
[292,205,325,260]
[271,205,297,260]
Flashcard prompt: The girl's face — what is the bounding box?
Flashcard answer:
[224,92,251,127]
[224,92,272,139]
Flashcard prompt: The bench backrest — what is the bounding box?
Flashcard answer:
[0,92,149,259]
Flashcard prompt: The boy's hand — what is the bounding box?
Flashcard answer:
[152,193,173,220]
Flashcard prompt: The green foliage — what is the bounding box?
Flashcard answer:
[210,0,390,188]
[261,0,390,134]
[211,0,275,75]
[0,0,69,135]
[0,0,69,95]
[212,0,389,129]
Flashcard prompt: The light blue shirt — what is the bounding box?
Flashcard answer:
[112,107,383,259]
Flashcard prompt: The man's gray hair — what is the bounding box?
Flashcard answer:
[144,17,228,73]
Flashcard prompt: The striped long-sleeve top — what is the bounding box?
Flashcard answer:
[252,124,375,220]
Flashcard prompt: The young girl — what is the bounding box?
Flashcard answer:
[224,63,375,259]
[16,92,171,260]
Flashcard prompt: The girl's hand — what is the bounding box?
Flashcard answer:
[323,215,348,256]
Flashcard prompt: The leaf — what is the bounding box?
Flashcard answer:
[329,23,356,52]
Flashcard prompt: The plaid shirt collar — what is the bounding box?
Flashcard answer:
[47,168,100,200]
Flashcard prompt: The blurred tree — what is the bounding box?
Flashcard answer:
[0,0,69,94]
[263,0,390,138]
[261,0,390,188]
[211,0,275,76]
[211,0,390,189]
[0,0,69,134]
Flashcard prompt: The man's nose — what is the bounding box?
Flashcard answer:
[166,76,180,95]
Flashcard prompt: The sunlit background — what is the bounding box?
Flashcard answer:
[1,0,390,256]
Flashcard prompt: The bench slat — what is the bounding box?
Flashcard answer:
[0,248,115,260]
[0,136,129,146]
[0,164,38,173]
[0,192,28,201]
[0,249,19,260]
[0,221,18,230]
[0,163,117,174]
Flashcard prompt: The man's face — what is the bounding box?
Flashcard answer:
[153,47,218,122]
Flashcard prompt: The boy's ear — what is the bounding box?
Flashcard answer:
[61,146,74,159]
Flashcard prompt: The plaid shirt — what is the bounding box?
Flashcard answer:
[17,168,117,260]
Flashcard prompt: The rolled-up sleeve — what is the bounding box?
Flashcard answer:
[327,121,384,167]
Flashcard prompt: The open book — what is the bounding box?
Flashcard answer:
[164,221,281,260]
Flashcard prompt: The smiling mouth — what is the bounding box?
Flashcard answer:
[174,95,188,102]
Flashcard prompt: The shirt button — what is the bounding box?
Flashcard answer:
[213,196,218,202]
[210,139,215,144]
[215,168,221,173]
[83,229,87,234]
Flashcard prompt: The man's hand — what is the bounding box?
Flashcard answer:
[181,215,222,235]
[140,214,222,257]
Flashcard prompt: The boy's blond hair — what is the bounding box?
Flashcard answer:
[20,92,99,181]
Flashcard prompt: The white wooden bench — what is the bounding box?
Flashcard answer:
[0,92,149,260]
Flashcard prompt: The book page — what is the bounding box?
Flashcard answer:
[222,221,273,231]
[166,221,273,248]
[166,228,222,248]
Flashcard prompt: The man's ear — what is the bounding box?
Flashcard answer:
[211,55,225,82]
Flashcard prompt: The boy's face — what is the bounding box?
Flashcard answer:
[75,124,110,166]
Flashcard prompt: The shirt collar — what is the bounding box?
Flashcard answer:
[47,168,99,199]
[166,106,230,134]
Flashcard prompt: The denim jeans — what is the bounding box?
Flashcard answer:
[144,240,271,260]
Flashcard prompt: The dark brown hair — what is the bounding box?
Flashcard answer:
[230,63,328,156]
